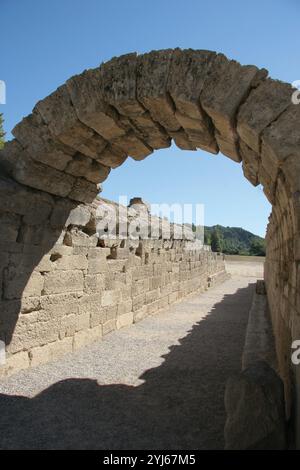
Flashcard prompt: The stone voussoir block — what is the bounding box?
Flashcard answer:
[68,177,100,204]
[201,53,267,161]
[12,112,75,171]
[66,67,126,141]
[168,48,218,153]
[11,148,76,198]
[239,140,261,187]
[100,53,171,151]
[35,84,109,160]
[65,153,111,184]
[237,79,293,154]
[137,49,181,132]
[261,104,300,173]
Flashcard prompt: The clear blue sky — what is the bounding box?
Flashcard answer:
[1,0,299,237]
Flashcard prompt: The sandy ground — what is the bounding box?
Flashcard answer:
[0,260,264,449]
[225,255,264,278]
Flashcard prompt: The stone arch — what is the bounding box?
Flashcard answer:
[0,49,299,429]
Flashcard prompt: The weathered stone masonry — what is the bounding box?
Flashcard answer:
[0,185,226,375]
[0,48,299,442]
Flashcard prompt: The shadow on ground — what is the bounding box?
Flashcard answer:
[0,283,254,450]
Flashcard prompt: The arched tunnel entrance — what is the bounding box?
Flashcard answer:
[0,48,299,448]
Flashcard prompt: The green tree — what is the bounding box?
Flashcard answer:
[0,113,5,149]
[249,237,266,256]
[204,231,211,245]
[210,227,223,252]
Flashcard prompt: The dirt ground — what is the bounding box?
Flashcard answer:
[225,255,264,278]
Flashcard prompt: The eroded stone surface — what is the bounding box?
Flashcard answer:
[237,79,293,154]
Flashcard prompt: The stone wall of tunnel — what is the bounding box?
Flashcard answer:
[265,192,300,421]
[0,174,227,375]
[0,48,300,433]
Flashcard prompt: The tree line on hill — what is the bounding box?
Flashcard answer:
[192,224,266,256]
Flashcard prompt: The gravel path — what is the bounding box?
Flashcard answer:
[0,275,255,449]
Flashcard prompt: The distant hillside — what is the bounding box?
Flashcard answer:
[203,225,266,256]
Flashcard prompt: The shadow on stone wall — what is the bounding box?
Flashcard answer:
[0,174,80,348]
[0,284,254,449]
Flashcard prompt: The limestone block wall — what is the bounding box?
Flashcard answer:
[0,175,226,377]
[265,197,300,421]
